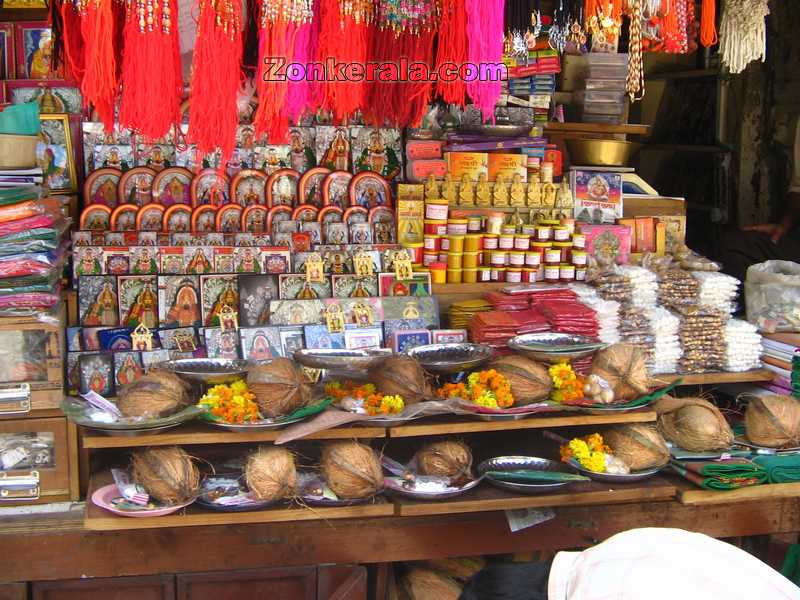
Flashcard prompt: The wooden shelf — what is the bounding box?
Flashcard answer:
[393,476,676,517]
[653,369,774,386]
[677,480,800,507]
[543,122,651,136]
[81,422,387,449]
[387,410,656,438]
[84,473,394,531]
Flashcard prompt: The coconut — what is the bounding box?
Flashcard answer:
[422,557,485,583]
[655,396,733,452]
[244,446,297,502]
[403,568,462,600]
[591,344,650,401]
[415,441,473,481]
[369,355,432,404]
[130,446,199,505]
[116,369,191,419]
[490,355,552,406]
[320,441,383,499]
[247,358,310,418]
[744,395,800,448]
[603,424,670,471]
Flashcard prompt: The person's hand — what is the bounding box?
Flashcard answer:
[743,222,789,244]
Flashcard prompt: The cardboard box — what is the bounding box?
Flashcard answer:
[635,217,655,253]
[445,152,489,182]
[572,169,623,224]
[487,153,527,182]
[397,200,425,245]
[397,184,425,202]
[578,224,632,265]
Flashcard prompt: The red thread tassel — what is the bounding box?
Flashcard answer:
[253,17,293,143]
[119,0,182,141]
[61,0,85,81]
[81,0,118,132]
[187,0,243,168]
[435,0,467,106]
[700,0,717,47]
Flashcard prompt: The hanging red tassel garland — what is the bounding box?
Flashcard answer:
[435,0,467,107]
[119,0,182,141]
[80,0,119,132]
[187,0,243,169]
[61,0,86,81]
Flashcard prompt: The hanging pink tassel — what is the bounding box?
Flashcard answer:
[464,0,504,122]
[285,19,313,124]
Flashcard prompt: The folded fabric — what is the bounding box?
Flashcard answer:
[670,458,767,490]
[753,454,800,483]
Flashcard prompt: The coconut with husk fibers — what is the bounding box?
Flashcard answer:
[603,423,669,471]
[244,446,297,502]
[744,395,800,449]
[320,440,383,499]
[655,395,733,452]
[415,440,473,481]
[369,355,432,404]
[490,355,552,405]
[247,357,310,418]
[131,446,199,505]
[116,369,191,419]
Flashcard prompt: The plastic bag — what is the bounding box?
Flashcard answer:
[745,260,800,333]
[0,197,61,225]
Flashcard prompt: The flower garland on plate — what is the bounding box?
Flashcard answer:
[560,433,612,472]
[548,361,585,404]
[325,380,405,416]
[437,369,514,409]
[200,380,260,423]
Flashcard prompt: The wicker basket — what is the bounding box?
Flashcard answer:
[0,134,39,169]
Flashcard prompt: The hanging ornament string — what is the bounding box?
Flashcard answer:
[317,0,374,122]
[626,0,644,101]
[118,0,182,141]
[187,0,243,168]
[79,0,120,132]
[464,0,504,122]
[49,0,67,74]
[253,1,313,142]
[699,0,718,47]
[549,0,570,52]
[435,0,467,106]
[285,10,317,125]
[62,0,86,81]
[719,0,769,74]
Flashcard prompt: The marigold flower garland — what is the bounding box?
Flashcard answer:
[560,433,612,473]
[199,379,259,423]
[324,380,405,416]
[437,369,514,409]
[548,361,586,404]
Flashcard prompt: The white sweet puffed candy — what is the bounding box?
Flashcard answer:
[724,318,762,372]
[692,271,740,315]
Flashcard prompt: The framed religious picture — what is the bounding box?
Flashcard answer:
[135,204,166,231]
[343,206,368,231]
[0,23,14,80]
[78,275,119,327]
[79,204,112,231]
[291,204,318,224]
[185,246,214,274]
[321,171,352,209]
[136,143,175,171]
[110,204,139,232]
[93,144,134,173]
[297,166,330,208]
[266,205,292,235]
[14,22,63,80]
[73,247,104,278]
[191,168,230,207]
[200,274,239,327]
[266,168,300,208]
[213,247,235,273]
[253,145,290,175]
[204,327,240,359]
[230,169,267,207]
[238,274,279,327]
[117,166,156,207]
[83,168,122,208]
[241,205,269,234]
[152,166,193,206]
[36,113,77,193]
[279,326,305,357]
[317,206,344,232]
[240,327,282,360]
[316,126,351,172]
[224,147,253,178]
[278,274,332,300]
[159,247,186,274]
[287,126,317,173]
[216,204,243,233]
[158,274,201,328]
[234,246,261,273]
[114,351,144,388]
[129,246,159,274]
[78,353,115,397]
[163,204,192,233]
[6,80,82,114]
[192,205,218,233]
[118,274,159,329]
[331,274,379,299]
[349,171,392,209]
[369,206,396,244]
[350,127,403,181]
[237,124,256,151]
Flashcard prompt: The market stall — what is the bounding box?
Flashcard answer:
[0,0,797,596]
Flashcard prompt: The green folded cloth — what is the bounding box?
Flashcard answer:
[0,102,40,135]
[753,454,800,483]
[0,186,41,206]
[670,458,768,490]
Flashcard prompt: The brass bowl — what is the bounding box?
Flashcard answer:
[565,139,641,167]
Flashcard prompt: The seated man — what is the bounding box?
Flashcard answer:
[719,119,800,283]
[460,527,800,599]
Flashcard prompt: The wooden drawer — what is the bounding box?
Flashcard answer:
[32,575,174,600]
[0,417,73,504]
[176,567,316,600]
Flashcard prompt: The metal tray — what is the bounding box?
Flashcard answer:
[203,415,306,432]
[87,423,184,437]
[477,456,574,494]
[159,358,249,384]
[575,403,652,415]
[297,472,380,506]
[568,460,661,483]
[733,436,800,453]
[509,333,607,363]
[404,343,493,374]
[293,348,392,371]
[383,476,481,500]
[196,474,279,512]
[472,410,545,422]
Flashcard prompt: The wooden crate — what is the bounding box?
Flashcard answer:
[0,416,78,504]
[0,305,65,417]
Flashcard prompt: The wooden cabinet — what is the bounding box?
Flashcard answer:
[32,575,174,600]
[176,567,316,600]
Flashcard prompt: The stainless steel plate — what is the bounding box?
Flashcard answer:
[576,403,652,415]
[383,476,481,500]
[404,343,493,374]
[197,475,278,512]
[477,456,573,494]
[733,436,800,453]
[159,358,249,384]
[473,410,544,422]
[293,348,392,371]
[86,423,183,437]
[509,333,607,363]
[203,415,306,432]
[569,460,661,483]
[459,124,533,137]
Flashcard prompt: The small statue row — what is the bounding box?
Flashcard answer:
[423,173,574,211]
